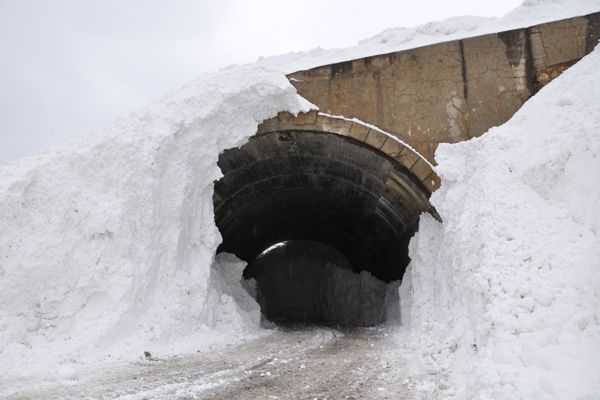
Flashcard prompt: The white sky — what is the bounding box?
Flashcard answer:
[0,0,521,164]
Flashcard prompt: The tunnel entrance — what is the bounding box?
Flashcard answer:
[213,118,434,326]
[245,240,399,326]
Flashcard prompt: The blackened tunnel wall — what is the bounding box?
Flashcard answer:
[213,130,430,282]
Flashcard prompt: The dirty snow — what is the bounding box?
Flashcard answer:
[1,326,428,400]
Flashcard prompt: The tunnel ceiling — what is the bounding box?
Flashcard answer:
[214,114,436,281]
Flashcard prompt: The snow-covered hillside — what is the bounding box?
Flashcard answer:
[401,45,600,400]
[0,1,599,398]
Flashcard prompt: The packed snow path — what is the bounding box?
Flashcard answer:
[3,326,433,399]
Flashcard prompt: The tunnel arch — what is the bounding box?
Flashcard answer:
[255,111,440,193]
[213,111,439,282]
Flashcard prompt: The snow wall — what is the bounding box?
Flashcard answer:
[400,47,600,399]
[0,66,311,376]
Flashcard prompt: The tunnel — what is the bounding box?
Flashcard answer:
[213,113,435,326]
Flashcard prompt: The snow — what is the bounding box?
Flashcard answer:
[256,0,600,74]
[0,0,599,394]
[204,253,262,335]
[400,45,600,399]
[0,66,311,377]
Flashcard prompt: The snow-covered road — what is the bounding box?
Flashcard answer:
[3,326,434,399]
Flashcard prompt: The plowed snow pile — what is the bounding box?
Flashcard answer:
[0,67,311,376]
[400,47,600,399]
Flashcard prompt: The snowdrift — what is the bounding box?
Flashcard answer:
[401,47,600,399]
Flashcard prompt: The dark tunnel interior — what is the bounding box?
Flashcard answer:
[213,130,431,325]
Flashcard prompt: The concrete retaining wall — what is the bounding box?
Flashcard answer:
[288,13,600,162]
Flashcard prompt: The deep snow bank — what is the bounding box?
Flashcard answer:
[0,66,311,376]
[401,47,600,399]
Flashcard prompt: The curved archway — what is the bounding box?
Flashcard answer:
[213,112,439,323]
[256,111,440,194]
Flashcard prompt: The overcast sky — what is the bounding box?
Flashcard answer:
[0,0,521,165]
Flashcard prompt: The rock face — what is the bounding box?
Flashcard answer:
[288,12,600,163]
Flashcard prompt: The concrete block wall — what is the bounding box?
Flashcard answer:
[288,12,600,163]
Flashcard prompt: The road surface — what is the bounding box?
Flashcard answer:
[4,325,438,399]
